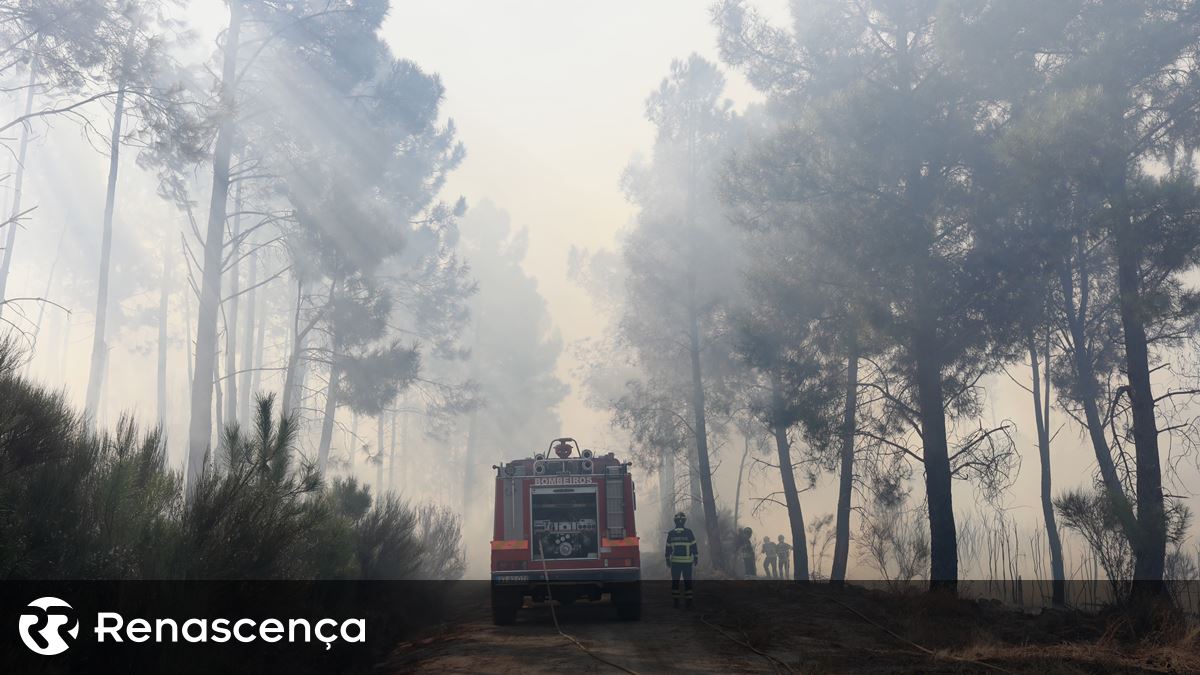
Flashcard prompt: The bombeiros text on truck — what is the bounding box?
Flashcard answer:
[490,438,641,624]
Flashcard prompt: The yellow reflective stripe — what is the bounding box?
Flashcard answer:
[491,540,529,550]
[602,536,640,547]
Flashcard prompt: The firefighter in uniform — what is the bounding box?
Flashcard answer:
[735,527,757,578]
[776,535,792,579]
[665,511,699,609]
[762,536,778,579]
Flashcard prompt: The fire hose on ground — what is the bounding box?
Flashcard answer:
[535,539,641,675]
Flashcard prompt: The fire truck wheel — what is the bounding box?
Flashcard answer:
[613,583,642,621]
[491,587,522,625]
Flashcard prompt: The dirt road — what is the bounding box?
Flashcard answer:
[380,583,777,674]
[380,582,1192,674]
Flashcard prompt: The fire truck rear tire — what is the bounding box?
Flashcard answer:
[492,587,522,625]
[613,583,642,621]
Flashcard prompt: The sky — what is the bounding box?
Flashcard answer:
[380,0,786,444]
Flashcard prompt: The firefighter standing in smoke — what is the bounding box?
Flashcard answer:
[761,536,778,579]
[776,535,792,579]
[664,511,699,608]
[735,527,757,578]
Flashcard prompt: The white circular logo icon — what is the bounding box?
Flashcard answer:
[18,597,79,655]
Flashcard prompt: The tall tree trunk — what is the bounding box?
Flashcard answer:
[316,357,341,476]
[375,414,384,493]
[184,275,194,393]
[0,45,38,318]
[281,278,304,415]
[1114,207,1166,594]
[84,45,131,423]
[733,421,751,535]
[399,400,411,494]
[388,408,398,494]
[214,340,224,440]
[1029,331,1066,606]
[58,309,71,383]
[462,409,479,515]
[687,443,702,527]
[186,0,243,490]
[157,238,170,428]
[830,334,859,586]
[913,300,957,593]
[249,290,265,405]
[660,447,676,533]
[239,245,257,423]
[26,221,67,376]
[771,365,808,581]
[348,413,358,474]
[223,179,242,428]
[1059,255,1139,542]
[681,118,724,568]
[315,278,341,475]
[687,299,725,568]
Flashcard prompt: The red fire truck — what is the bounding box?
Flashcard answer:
[490,438,641,624]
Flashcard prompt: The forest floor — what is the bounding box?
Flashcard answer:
[379,581,1200,674]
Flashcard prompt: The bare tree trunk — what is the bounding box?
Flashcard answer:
[249,290,265,402]
[184,276,193,393]
[281,278,304,415]
[462,409,479,514]
[0,45,39,318]
[214,338,224,440]
[239,244,257,423]
[1029,331,1065,606]
[375,414,384,493]
[687,299,725,568]
[660,447,676,533]
[914,298,957,593]
[1114,203,1166,594]
[771,365,808,581]
[680,117,725,567]
[687,440,702,529]
[316,357,341,476]
[187,0,243,490]
[831,335,858,586]
[84,48,130,423]
[58,309,71,383]
[348,412,358,474]
[223,179,242,428]
[388,408,398,494]
[157,238,170,428]
[1059,254,1139,542]
[733,421,751,535]
[315,278,341,475]
[399,400,411,494]
[26,222,67,375]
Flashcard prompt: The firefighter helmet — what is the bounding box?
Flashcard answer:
[673,511,687,527]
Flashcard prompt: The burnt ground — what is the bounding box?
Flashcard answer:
[378,582,1200,674]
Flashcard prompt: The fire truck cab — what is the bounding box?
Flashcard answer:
[490,438,641,624]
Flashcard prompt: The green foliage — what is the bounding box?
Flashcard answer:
[1056,489,1136,602]
[0,343,464,580]
[0,336,176,578]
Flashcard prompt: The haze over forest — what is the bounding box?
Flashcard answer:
[3,0,1200,600]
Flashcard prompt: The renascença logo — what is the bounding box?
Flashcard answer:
[16,597,366,654]
[19,597,80,655]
